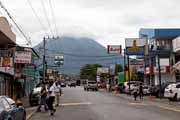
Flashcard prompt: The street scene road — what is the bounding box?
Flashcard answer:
[31,87,180,120]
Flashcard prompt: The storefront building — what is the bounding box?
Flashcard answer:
[0,17,16,97]
[139,28,180,86]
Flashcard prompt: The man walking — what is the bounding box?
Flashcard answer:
[139,83,143,100]
[54,81,61,107]
[48,81,56,116]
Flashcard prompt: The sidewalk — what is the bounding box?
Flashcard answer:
[21,97,36,120]
[100,89,180,112]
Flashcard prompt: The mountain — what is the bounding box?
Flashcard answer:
[34,36,124,74]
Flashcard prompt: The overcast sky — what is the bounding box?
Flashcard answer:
[1,0,180,48]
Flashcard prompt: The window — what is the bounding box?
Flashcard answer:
[6,97,15,105]
[2,98,10,109]
[176,84,180,88]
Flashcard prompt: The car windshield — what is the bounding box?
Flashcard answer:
[6,97,15,105]
[88,81,96,84]
[33,87,42,94]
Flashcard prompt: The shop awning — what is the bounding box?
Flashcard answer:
[0,17,16,47]
[172,61,180,71]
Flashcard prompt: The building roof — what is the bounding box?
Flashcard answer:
[139,28,180,39]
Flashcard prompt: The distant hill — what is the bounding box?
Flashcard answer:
[34,36,123,74]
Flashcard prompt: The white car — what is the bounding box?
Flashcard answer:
[124,81,142,94]
[164,83,180,101]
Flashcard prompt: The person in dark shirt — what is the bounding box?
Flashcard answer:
[139,83,143,100]
[36,85,48,112]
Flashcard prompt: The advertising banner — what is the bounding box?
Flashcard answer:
[173,37,180,52]
[97,67,109,75]
[125,38,147,55]
[107,45,122,54]
[15,51,31,63]
[54,55,64,65]
[109,64,116,75]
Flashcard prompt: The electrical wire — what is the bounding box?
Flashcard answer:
[0,1,32,46]
[49,0,59,36]
[41,0,53,35]
[26,0,48,36]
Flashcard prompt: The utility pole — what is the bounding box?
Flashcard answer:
[43,37,46,83]
[158,54,162,99]
[127,55,131,95]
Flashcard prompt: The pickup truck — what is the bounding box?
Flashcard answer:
[84,80,98,91]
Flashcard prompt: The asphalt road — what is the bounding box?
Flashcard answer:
[31,86,180,120]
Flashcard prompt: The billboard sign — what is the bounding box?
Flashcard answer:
[54,55,64,65]
[125,38,147,55]
[173,37,180,52]
[109,64,116,75]
[15,51,31,63]
[107,45,122,54]
[97,67,109,75]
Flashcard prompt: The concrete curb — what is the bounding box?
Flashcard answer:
[26,107,36,120]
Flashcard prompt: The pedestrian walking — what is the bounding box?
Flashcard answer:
[36,85,48,112]
[133,86,138,101]
[48,81,56,116]
[54,81,61,107]
[139,83,143,100]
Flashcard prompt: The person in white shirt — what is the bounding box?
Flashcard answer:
[48,81,56,116]
[54,81,61,106]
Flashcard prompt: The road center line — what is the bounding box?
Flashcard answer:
[155,105,180,113]
[60,102,92,106]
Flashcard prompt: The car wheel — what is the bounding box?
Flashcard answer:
[173,93,178,101]
[168,98,174,101]
[29,101,34,106]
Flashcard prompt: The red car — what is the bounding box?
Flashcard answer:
[97,82,106,89]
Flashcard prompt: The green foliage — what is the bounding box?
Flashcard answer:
[80,64,102,80]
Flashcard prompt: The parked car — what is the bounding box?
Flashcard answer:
[68,81,76,87]
[97,82,106,89]
[84,80,98,91]
[60,82,66,87]
[116,83,125,93]
[29,87,42,106]
[151,82,173,98]
[143,85,151,95]
[0,96,26,120]
[164,82,180,101]
[124,81,142,94]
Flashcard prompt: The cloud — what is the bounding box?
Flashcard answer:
[1,0,180,48]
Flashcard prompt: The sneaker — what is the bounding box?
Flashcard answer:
[36,110,41,112]
[50,112,54,116]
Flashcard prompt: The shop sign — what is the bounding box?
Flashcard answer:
[145,66,170,74]
[107,45,122,54]
[125,38,147,55]
[0,67,14,75]
[173,37,180,52]
[109,64,116,75]
[15,51,31,63]
[0,57,13,67]
[97,67,109,75]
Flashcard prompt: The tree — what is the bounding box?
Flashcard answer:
[80,64,102,80]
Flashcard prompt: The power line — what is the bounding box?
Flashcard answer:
[46,49,122,58]
[0,1,32,46]
[49,0,59,36]
[26,0,48,36]
[41,0,53,35]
